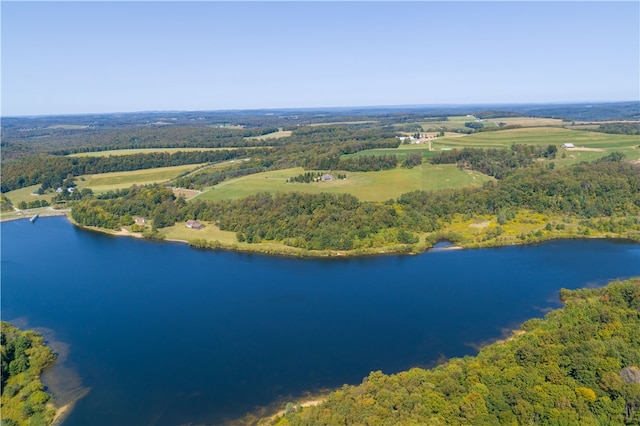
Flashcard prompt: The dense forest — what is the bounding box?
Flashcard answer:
[1,323,57,426]
[269,278,640,425]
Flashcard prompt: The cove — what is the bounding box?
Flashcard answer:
[2,217,639,425]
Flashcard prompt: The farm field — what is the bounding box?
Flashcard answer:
[68,147,241,157]
[75,164,206,193]
[350,127,640,165]
[194,164,493,203]
[433,127,639,149]
[245,129,292,140]
[409,116,568,133]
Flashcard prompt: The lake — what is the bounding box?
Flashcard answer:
[2,217,639,425]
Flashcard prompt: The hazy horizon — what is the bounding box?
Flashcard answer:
[3,1,639,116]
[3,99,639,119]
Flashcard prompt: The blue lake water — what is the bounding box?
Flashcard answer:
[2,216,639,425]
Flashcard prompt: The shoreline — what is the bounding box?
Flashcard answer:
[7,211,639,259]
[0,208,69,222]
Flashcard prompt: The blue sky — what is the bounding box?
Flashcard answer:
[2,1,639,116]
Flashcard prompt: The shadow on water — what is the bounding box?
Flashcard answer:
[10,318,91,426]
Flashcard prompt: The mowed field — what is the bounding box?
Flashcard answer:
[195,164,493,203]
[75,164,206,193]
[410,116,568,133]
[245,129,292,140]
[4,184,55,206]
[351,127,640,166]
[68,148,241,157]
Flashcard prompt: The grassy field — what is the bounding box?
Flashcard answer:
[349,127,639,165]
[68,147,239,157]
[245,129,292,140]
[194,164,493,203]
[3,184,55,206]
[162,221,239,245]
[75,164,206,193]
[433,127,638,149]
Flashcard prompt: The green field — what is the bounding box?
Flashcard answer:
[68,148,238,157]
[162,221,239,245]
[75,164,206,193]
[408,116,568,133]
[3,184,55,206]
[349,127,640,166]
[434,127,638,148]
[194,164,493,203]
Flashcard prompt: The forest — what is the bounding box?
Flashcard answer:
[269,278,640,425]
[0,323,58,426]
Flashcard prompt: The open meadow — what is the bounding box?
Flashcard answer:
[75,164,206,193]
[194,164,493,203]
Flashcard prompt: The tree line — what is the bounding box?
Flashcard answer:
[1,149,257,193]
[430,144,557,179]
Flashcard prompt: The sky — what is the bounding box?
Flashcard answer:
[2,1,639,116]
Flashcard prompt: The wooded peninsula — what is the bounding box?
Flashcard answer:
[2,103,639,256]
[265,277,640,425]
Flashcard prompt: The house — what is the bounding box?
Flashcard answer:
[186,219,204,230]
[134,217,146,225]
[561,143,575,148]
[321,174,334,182]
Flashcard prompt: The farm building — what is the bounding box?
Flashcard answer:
[321,174,334,182]
[561,143,575,148]
[186,219,204,230]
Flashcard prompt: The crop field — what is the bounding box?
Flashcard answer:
[75,164,206,193]
[194,164,493,203]
[245,129,292,140]
[349,127,639,165]
[68,147,238,157]
[485,117,567,127]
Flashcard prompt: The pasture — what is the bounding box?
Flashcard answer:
[194,164,493,203]
[75,164,206,193]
